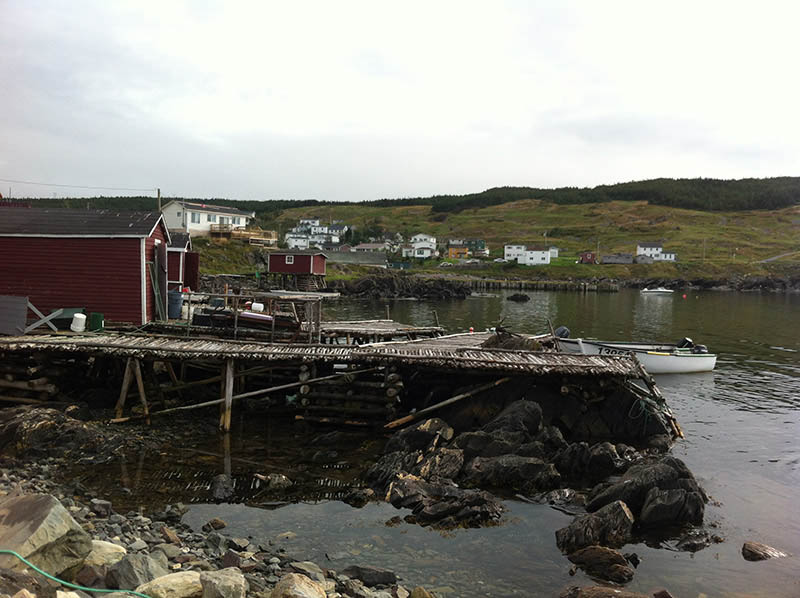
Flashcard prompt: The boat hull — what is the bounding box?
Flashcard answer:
[557,338,716,374]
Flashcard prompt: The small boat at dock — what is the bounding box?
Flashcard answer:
[554,328,716,374]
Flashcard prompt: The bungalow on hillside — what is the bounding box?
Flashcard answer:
[352,242,389,253]
[636,242,677,262]
[162,201,255,236]
[504,244,527,262]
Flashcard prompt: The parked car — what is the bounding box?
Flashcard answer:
[465,258,481,264]
[438,261,453,267]
[493,258,507,263]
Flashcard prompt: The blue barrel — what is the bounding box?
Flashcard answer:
[167,290,183,319]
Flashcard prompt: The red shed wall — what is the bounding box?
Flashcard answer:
[167,250,183,288]
[145,225,168,322]
[268,254,313,274]
[0,237,143,324]
[312,254,326,275]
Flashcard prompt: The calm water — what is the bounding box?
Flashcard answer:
[90,291,800,596]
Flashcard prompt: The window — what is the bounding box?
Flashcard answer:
[176,211,182,217]
[207,214,217,223]
[220,216,229,225]
[190,212,200,224]
[233,217,240,225]
[286,255,294,264]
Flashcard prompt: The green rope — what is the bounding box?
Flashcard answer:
[627,397,651,434]
[0,549,152,598]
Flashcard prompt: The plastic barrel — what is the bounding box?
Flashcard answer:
[167,290,184,319]
[88,312,104,332]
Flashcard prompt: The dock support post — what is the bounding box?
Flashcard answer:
[131,358,150,425]
[220,358,234,432]
[115,357,134,419]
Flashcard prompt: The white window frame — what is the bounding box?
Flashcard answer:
[207,214,217,223]
[286,255,294,265]
[190,212,200,224]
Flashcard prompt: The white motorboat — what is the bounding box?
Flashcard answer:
[641,287,674,295]
[553,330,716,374]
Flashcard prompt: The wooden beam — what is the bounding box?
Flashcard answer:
[131,358,150,425]
[222,358,234,432]
[114,357,134,418]
[385,377,513,429]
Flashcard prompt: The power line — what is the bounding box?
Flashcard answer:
[0,177,156,193]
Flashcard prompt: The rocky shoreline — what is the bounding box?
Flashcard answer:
[0,405,791,598]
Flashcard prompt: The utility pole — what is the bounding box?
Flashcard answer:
[703,238,706,262]
[157,188,161,212]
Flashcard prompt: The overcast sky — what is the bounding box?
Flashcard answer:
[2,1,799,202]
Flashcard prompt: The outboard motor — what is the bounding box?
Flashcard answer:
[676,337,694,348]
[691,344,709,354]
[554,325,570,339]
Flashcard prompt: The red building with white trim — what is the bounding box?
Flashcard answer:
[0,207,171,326]
[266,250,327,290]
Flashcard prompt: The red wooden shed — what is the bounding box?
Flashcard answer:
[167,232,200,291]
[266,250,327,291]
[0,207,171,326]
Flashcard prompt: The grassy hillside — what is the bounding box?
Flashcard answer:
[276,200,800,264]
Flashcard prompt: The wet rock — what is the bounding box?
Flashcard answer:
[387,473,503,527]
[451,431,515,461]
[506,293,530,302]
[516,441,546,459]
[482,400,542,440]
[264,474,293,491]
[0,493,93,577]
[129,539,148,551]
[309,431,346,446]
[0,408,96,458]
[536,425,569,453]
[384,418,454,454]
[553,443,591,479]
[0,568,58,598]
[587,442,624,480]
[220,550,242,569]
[106,554,170,590]
[342,487,375,508]
[555,501,634,554]
[409,589,433,598]
[559,587,649,598]
[364,451,422,489]
[205,533,227,555]
[85,540,127,567]
[135,571,202,598]
[204,518,227,531]
[463,455,549,490]
[586,456,705,521]
[289,562,325,583]
[647,434,673,453]
[200,568,248,598]
[639,487,705,528]
[211,475,234,502]
[414,448,464,480]
[75,562,107,587]
[742,541,789,561]
[154,544,182,560]
[271,572,326,598]
[674,530,722,552]
[566,546,634,583]
[341,565,398,587]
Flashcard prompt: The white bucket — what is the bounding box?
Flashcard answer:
[251,302,265,312]
[70,313,87,332]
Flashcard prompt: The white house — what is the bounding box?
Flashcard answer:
[636,242,676,262]
[299,218,320,228]
[549,246,559,258]
[413,241,437,258]
[286,234,310,250]
[520,248,551,265]
[411,233,436,245]
[162,201,255,236]
[504,244,526,262]
[311,225,329,235]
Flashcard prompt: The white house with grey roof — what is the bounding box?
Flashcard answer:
[636,242,676,262]
[162,201,255,236]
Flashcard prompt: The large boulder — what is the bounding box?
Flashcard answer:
[106,554,170,590]
[639,487,705,527]
[555,501,634,554]
[0,568,58,598]
[586,456,705,521]
[566,546,635,583]
[553,443,591,479]
[0,408,96,458]
[200,568,248,598]
[270,573,326,598]
[340,565,397,587]
[414,448,464,480]
[452,431,518,461]
[462,455,550,490]
[481,400,542,442]
[365,451,422,489]
[0,494,92,577]
[135,571,202,598]
[384,418,454,454]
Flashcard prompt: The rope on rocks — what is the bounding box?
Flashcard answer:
[0,549,152,598]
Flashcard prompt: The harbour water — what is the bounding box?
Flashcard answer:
[79,290,800,596]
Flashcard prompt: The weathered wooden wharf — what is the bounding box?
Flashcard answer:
[467,279,619,292]
[0,326,681,442]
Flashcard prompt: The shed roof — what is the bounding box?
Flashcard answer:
[269,249,328,257]
[637,242,663,248]
[0,207,168,239]
[168,232,192,249]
